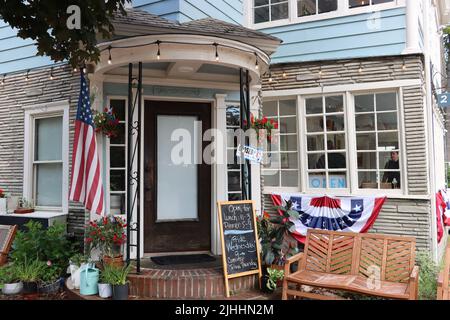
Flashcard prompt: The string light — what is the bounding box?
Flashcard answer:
[25,70,29,82]
[282,71,287,78]
[49,67,54,80]
[1,74,5,85]
[83,65,87,74]
[318,67,323,77]
[73,67,78,72]
[402,60,407,71]
[156,41,161,60]
[358,63,363,73]
[108,46,112,65]
[255,53,259,70]
[214,43,219,61]
[268,71,273,82]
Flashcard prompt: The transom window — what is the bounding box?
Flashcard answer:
[298,0,338,17]
[349,0,393,8]
[262,99,299,188]
[355,92,400,190]
[304,95,348,189]
[254,0,289,24]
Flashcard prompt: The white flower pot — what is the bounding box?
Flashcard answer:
[98,283,112,298]
[0,198,7,214]
[2,282,23,295]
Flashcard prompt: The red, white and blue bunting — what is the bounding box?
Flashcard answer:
[436,189,450,243]
[271,193,387,243]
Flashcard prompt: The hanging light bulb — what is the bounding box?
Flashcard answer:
[156,41,161,60]
[73,66,78,72]
[25,70,29,82]
[49,67,54,80]
[282,71,287,78]
[358,63,363,73]
[83,64,87,74]
[214,43,219,62]
[108,46,112,65]
[268,71,273,82]
[402,60,407,70]
[1,74,5,85]
[255,53,259,70]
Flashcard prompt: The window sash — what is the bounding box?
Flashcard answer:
[254,0,289,23]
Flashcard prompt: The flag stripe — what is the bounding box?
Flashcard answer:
[69,72,105,216]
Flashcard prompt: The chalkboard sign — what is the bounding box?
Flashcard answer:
[217,200,262,297]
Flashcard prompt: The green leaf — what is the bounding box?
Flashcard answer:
[287,210,300,219]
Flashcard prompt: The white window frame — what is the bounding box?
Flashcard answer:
[301,93,350,193]
[105,96,128,216]
[261,84,408,197]
[252,0,291,25]
[262,96,300,194]
[23,100,70,213]
[245,0,405,30]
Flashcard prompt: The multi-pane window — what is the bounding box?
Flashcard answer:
[349,0,393,8]
[33,116,63,207]
[226,105,242,201]
[355,92,400,190]
[109,99,127,215]
[262,100,299,188]
[305,96,348,189]
[254,0,289,24]
[298,0,338,17]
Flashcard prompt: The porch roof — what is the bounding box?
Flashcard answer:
[109,9,282,55]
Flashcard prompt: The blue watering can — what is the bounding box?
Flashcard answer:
[80,264,99,296]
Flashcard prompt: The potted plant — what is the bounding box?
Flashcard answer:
[97,264,115,299]
[262,268,284,294]
[14,197,35,214]
[109,264,132,300]
[38,262,62,294]
[68,253,90,289]
[0,188,7,214]
[16,258,46,294]
[0,264,22,295]
[85,215,127,267]
[93,107,120,138]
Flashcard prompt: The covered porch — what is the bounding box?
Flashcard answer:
[87,9,281,285]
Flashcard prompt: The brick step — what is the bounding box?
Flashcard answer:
[128,267,258,299]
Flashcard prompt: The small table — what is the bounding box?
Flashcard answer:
[0,211,67,230]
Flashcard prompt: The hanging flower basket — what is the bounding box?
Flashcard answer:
[244,114,279,150]
[93,107,120,138]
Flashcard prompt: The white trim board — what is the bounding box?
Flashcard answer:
[263,79,423,98]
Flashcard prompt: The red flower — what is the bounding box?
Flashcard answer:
[263,211,270,219]
[262,117,268,125]
[85,237,93,243]
[274,122,278,129]
[250,113,255,124]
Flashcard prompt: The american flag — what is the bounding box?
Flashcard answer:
[69,71,105,216]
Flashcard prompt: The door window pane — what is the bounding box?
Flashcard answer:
[306,97,323,114]
[358,152,377,169]
[281,171,298,187]
[359,172,378,189]
[280,117,297,133]
[377,112,398,131]
[307,135,325,151]
[357,133,376,150]
[157,115,198,221]
[263,171,280,187]
[326,115,344,131]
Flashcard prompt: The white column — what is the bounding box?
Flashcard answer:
[212,94,228,255]
[403,0,421,54]
[250,86,262,216]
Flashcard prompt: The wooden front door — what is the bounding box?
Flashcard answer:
[144,101,211,253]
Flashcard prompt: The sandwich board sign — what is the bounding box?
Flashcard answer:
[217,200,262,297]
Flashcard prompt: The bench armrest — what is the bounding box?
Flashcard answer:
[410,266,419,281]
[284,252,304,276]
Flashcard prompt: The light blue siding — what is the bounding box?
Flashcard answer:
[178,0,243,24]
[262,7,407,63]
[133,0,181,21]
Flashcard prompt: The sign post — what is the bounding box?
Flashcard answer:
[217,200,262,297]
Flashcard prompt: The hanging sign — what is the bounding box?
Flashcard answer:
[217,200,262,297]
[236,144,263,163]
[437,93,450,108]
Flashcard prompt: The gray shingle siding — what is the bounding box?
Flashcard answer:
[0,64,86,241]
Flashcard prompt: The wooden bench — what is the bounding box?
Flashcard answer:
[282,229,419,300]
[0,225,17,266]
[437,241,450,300]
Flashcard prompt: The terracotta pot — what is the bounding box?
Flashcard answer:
[103,255,124,267]
[14,208,34,214]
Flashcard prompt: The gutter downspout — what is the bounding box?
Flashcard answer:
[423,0,439,261]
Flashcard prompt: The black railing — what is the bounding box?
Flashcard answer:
[240,68,251,200]
[126,62,143,273]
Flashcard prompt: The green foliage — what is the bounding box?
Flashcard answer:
[15,258,47,282]
[11,221,76,277]
[69,253,91,267]
[266,268,284,291]
[417,252,439,300]
[0,264,20,285]
[107,264,132,285]
[99,264,118,284]
[258,201,299,266]
[0,0,130,67]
